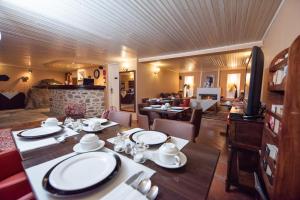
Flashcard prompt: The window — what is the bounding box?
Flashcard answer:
[184,76,194,97]
[226,73,241,98]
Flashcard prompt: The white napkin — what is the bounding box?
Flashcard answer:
[83,121,119,132]
[12,127,79,153]
[101,183,147,200]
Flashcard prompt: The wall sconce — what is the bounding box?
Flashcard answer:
[28,69,32,74]
[121,66,129,71]
[20,76,29,82]
[153,66,160,76]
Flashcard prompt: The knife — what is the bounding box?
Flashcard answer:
[125,171,144,189]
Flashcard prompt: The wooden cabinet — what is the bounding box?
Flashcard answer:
[226,107,264,192]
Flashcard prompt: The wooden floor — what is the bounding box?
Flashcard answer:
[198,118,254,200]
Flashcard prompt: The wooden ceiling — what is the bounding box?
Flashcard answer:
[146,49,252,73]
[0,0,282,71]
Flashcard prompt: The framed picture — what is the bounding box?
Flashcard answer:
[77,69,85,81]
[201,71,218,88]
[94,69,100,79]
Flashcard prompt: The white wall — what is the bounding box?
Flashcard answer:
[262,0,300,101]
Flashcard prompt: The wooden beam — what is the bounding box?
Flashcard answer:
[138,41,263,62]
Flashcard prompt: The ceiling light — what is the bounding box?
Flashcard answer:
[0,32,1,41]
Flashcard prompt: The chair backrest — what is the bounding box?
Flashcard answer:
[108,111,132,127]
[137,103,149,115]
[189,109,203,139]
[137,114,150,130]
[181,98,191,107]
[153,119,195,141]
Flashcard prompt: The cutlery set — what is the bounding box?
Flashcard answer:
[126,171,159,200]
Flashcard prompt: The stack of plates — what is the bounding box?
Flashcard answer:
[43,152,121,195]
[17,126,63,139]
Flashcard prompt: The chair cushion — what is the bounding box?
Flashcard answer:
[17,192,35,200]
[0,171,32,200]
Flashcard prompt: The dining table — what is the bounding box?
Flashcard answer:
[140,106,191,119]
[10,121,220,200]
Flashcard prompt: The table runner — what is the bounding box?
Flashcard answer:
[25,147,155,200]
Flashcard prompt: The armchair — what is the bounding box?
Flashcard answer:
[0,149,34,200]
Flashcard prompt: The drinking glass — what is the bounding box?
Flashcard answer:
[132,142,149,163]
[114,133,125,152]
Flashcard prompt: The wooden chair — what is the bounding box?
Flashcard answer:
[108,111,132,127]
[189,109,203,141]
[153,119,195,141]
[137,114,150,130]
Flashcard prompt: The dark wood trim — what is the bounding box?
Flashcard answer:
[119,70,136,112]
[34,85,106,90]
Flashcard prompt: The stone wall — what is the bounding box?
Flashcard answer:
[49,89,105,117]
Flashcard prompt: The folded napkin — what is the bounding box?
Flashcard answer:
[101,183,147,200]
[12,127,79,153]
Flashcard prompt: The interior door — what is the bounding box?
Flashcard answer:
[107,63,120,109]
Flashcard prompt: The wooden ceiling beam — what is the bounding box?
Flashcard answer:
[138,41,263,62]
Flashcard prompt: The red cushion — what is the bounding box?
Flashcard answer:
[17,192,35,200]
[0,171,32,200]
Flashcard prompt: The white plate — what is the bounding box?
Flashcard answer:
[49,152,117,191]
[153,152,187,169]
[82,126,103,133]
[73,140,105,153]
[41,122,63,127]
[151,105,161,108]
[143,107,152,109]
[19,126,62,137]
[171,107,184,110]
[131,131,167,145]
[83,118,108,125]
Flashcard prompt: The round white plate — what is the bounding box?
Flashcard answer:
[19,126,62,138]
[151,105,161,108]
[41,122,63,127]
[83,118,108,125]
[49,152,117,191]
[153,152,187,169]
[131,131,168,145]
[82,126,103,133]
[73,140,105,153]
[171,107,184,110]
